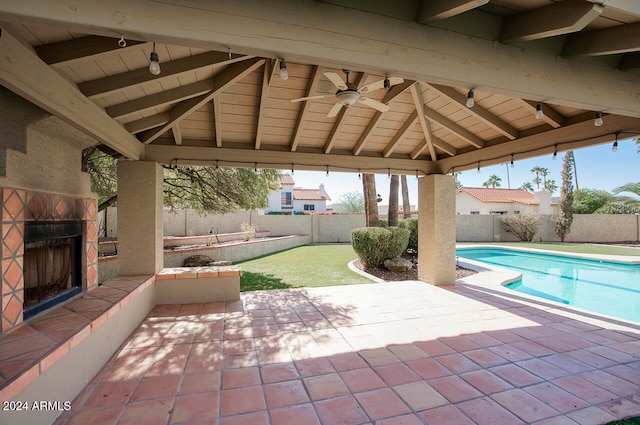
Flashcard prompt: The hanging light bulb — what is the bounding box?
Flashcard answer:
[594,112,603,127]
[477,162,481,173]
[149,43,161,75]
[535,103,544,119]
[552,147,557,160]
[384,77,391,89]
[510,155,514,168]
[279,61,289,80]
[611,141,618,152]
[466,89,475,108]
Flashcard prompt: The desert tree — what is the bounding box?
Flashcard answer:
[554,151,574,241]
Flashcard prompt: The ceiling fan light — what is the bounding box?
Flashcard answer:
[336,90,360,107]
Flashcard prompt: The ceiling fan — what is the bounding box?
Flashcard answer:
[291,69,404,117]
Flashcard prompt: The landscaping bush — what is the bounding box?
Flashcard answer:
[398,218,418,253]
[500,213,541,241]
[351,227,410,268]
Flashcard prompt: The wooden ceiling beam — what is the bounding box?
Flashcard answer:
[291,65,323,152]
[140,58,264,144]
[145,144,437,175]
[411,137,457,159]
[0,27,143,159]
[255,59,277,149]
[584,0,640,17]
[79,52,254,98]
[500,0,602,43]
[352,80,416,156]
[428,83,519,140]
[436,114,640,174]
[107,79,213,119]
[410,84,437,161]
[423,105,485,149]
[416,0,489,24]
[618,52,640,72]
[522,100,565,128]
[324,72,367,154]
[35,35,145,65]
[213,97,223,147]
[172,124,182,145]
[383,110,419,158]
[124,113,170,134]
[563,22,640,57]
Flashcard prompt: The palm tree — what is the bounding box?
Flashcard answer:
[388,175,399,226]
[530,166,549,190]
[613,182,640,197]
[520,182,534,192]
[401,175,411,219]
[362,173,379,227]
[544,179,558,195]
[482,174,502,188]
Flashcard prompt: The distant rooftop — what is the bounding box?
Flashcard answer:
[457,187,541,205]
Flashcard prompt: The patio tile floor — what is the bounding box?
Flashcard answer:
[52,280,639,425]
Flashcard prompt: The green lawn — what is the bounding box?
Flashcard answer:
[459,242,640,257]
[606,418,640,425]
[236,244,375,291]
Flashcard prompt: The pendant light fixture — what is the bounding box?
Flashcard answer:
[594,112,603,127]
[149,42,161,75]
[535,103,544,119]
[279,61,289,80]
[466,89,475,108]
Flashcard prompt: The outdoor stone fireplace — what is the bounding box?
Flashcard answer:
[0,188,98,333]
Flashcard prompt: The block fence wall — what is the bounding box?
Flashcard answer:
[100,208,640,244]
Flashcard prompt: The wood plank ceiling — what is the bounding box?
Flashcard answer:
[1,0,639,176]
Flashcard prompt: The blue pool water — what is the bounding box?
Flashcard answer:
[456,248,640,323]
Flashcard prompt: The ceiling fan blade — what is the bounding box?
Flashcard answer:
[360,77,405,93]
[358,97,391,112]
[327,102,344,117]
[324,72,348,90]
[290,94,331,102]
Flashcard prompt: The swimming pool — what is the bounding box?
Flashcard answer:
[456,248,640,323]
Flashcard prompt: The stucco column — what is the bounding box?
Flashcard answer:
[418,174,456,285]
[117,161,164,275]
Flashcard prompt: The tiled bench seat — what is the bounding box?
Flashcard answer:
[155,266,241,304]
[0,275,155,424]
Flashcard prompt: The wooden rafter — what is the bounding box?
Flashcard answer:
[35,35,145,65]
[107,79,213,119]
[324,72,367,154]
[79,52,254,98]
[172,124,182,145]
[619,52,640,72]
[125,113,170,134]
[291,65,323,152]
[411,137,458,160]
[500,0,602,43]
[139,58,265,144]
[422,106,485,149]
[0,27,143,159]
[416,0,488,24]
[410,84,437,161]
[428,83,519,140]
[352,80,416,155]
[563,22,640,57]
[383,111,419,158]
[255,59,277,149]
[213,97,222,147]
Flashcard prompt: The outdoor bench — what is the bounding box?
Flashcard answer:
[155,266,241,304]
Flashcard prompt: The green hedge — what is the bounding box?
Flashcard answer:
[351,227,410,268]
[398,219,418,253]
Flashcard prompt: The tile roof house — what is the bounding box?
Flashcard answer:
[265,175,331,214]
[456,187,557,215]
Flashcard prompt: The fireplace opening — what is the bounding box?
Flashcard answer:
[23,222,84,319]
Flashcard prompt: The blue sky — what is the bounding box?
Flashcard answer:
[282,137,639,206]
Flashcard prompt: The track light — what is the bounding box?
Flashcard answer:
[466,89,475,108]
[149,43,161,75]
[279,61,289,80]
[594,112,603,127]
[384,77,391,89]
[535,103,544,120]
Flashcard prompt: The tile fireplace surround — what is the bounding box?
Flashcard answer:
[1,188,98,334]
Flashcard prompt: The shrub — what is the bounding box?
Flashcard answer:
[398,218,418,253]
[351,227,409,268]
[500,213,541,241]
[378,219,388,228]
[240,222,256,241]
